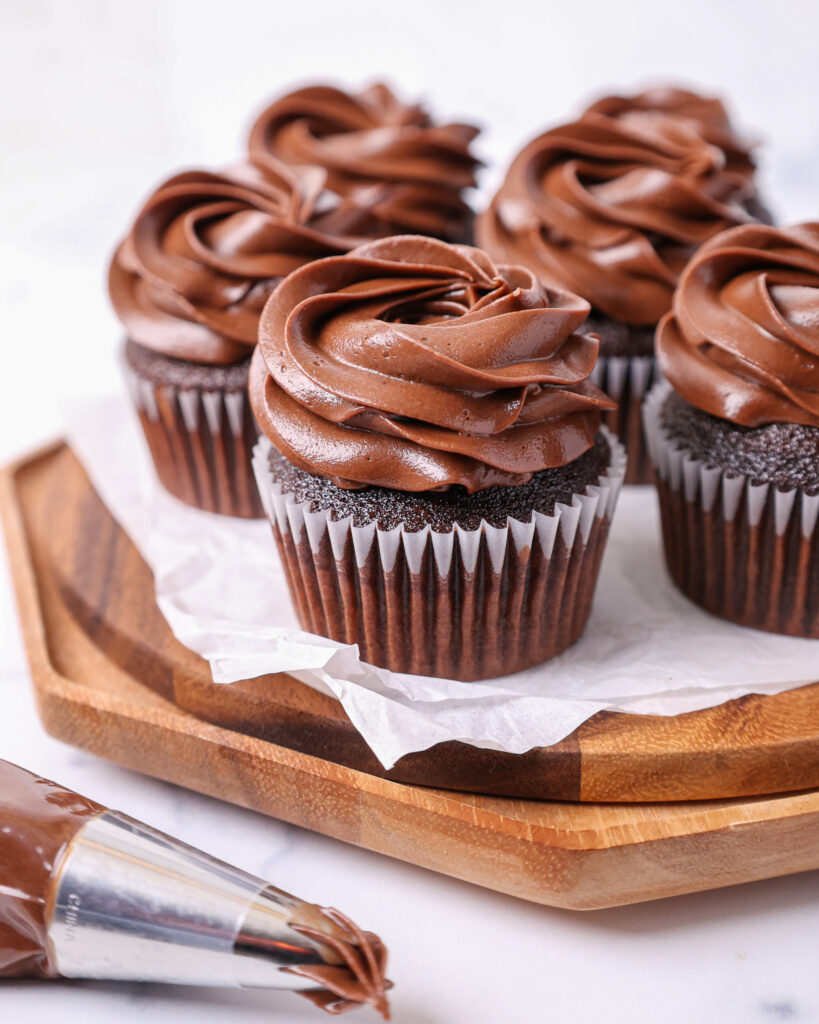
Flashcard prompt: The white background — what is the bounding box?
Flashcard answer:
[1,2,818,1021]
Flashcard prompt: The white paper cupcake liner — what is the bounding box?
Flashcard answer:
[644,380,819,637]
[590,352,659,485]
[252,428,627,680]
[124,363,263,518]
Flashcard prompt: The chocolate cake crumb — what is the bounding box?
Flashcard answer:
[661,390,819,492]
[268,434,612,532]
[583,312,656,358]
[124,338,252,392]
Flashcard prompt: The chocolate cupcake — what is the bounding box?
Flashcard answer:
[109,159,358,517]
[477,89,766,483]
[647,222,819,637]
[249,236,625,681]
[248,82,481,244]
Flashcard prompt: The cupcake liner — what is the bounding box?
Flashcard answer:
[124,362,264,519]
[644,381,819,638]
[252,429,627,681]
[590,353,659,485]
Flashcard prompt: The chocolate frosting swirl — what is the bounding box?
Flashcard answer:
[656,222,819,428]
[250,235,613,493]
[477,111,755,325]
[248,82,481,242]
[287,906,391,1019]
[109,159,358,365]
[583,85,757,181]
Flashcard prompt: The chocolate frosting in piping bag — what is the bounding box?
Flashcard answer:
[108,158,361,365]
[248,82,481,241]
[0,763,103,979]
[477,111,756,325]
[656,221,819,427]
[287,907,391,1018]
[0,760,391,1017]
[250,235,613,492]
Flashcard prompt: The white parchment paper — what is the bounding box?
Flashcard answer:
[64,395,818,769]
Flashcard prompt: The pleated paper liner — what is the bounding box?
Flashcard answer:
[124,364,264,519]
[644,381,819,638]
[590,352,658,485]
[252,429,627,682]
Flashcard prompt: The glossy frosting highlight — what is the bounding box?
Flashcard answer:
[248,82,481,241]
[250,236,612,492]
[477,111,755,325]
[656,222,819,428]
[109,159,357,365]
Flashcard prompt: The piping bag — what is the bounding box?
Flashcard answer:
[0,759,391,1017]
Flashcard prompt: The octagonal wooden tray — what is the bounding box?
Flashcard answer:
[2,442,819,909]
[4,441,819,804]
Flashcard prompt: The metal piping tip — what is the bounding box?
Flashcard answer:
[48,810,390,1014]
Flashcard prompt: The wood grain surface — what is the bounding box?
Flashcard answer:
[7,442,819,802]
[2,442,818,909]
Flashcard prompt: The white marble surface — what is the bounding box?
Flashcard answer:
[2,3,819,1019]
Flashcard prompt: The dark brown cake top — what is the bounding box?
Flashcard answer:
[661,390,819,491]
[477,104,756,326]
[250,235,613,493]
[657,222,819,428]
[248,82,481,242]
[267,435,612,531]
[109,159,360,365]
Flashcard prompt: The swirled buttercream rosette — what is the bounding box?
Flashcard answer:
[477,114,755,327]
[250,236,626,680]
[248,82,481,243]
[646,223,819,637]
[582,85,759,184]
[110,158,361,517]
[477,101,763,483]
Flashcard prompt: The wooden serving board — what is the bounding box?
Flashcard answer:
[4,441,819,804]
[2,442,819,909]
